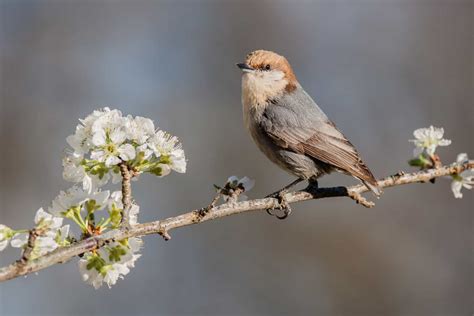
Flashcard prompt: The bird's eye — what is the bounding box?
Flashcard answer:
[265,64,271,71]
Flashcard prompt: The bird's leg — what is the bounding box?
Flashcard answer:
[304,179,319,195]
[266,178,303,197]
[265,178,303,219]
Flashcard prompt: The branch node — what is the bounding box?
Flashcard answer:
[197,190,222,219]
[20,229,39,264]
[158,228,171,241]
[347,191,375,208]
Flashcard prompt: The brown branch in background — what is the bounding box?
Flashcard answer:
[0,161,472,282]
[119,162,132,227]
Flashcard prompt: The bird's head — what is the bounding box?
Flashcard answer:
[237,50,298,106]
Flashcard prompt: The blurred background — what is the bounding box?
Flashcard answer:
[0,1,472,315]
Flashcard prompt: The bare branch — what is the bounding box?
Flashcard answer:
[20,229,38,263]
[0,161,472,282]
[119,163,132,228]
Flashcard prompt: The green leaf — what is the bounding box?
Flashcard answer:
[408,154,432,168]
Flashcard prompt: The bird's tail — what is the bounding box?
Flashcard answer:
[362,179,382,197]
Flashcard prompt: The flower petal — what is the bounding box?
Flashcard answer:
[451,180,463,199]
[118,144,136,161]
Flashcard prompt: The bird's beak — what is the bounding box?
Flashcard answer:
[236,63,255,73]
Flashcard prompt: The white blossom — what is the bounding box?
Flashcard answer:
[90,149,119,168]
[451,153,474,199]
[125,116,155,144]
[102,263,131,288]
[66,125,90,156]
[49,186,110,216]
[10,233,28,248]
[62,153,111,193]
[227,176,255,192]
[147,130,187,174]
[108,191,123,208]
[35,208,63,231]
[128,205,139,226]
[66,108,115,155]
[10,209,70,258]
[65,108,186,185]
[89,114,134,167]
[0,224,14,251]
[135,144,153,161]
[79,259,103,289]
[410,126,451,156]
[90,108,125,137]
[170,148,187,173]
[148,130,179,155]
[223,176,255,201]
[78,237,142,289]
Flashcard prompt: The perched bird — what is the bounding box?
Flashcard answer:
[237,50,381,218]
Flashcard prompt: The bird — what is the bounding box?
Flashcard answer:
[236,50,381,219]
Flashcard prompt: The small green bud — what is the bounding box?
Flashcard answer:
[86,253,106,272]
[150,165,163,176]
[108,245,127,262]
[108,204,123,229]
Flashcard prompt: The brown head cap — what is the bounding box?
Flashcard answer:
[245,50,298,92]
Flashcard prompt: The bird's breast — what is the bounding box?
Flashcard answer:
[241,73,288,114]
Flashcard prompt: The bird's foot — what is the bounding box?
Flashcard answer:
[265,189,292,220]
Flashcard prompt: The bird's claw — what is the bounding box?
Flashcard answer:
[265,190,292,220]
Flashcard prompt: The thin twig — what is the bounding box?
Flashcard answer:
[119,162,132,228]
[198,190,222,217]
[20,229,38,263]
[0,161,472,282]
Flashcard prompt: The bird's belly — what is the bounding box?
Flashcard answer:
[246,119,329,179]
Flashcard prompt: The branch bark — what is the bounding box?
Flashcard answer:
[119,162,132,227]
[0,161,472,282]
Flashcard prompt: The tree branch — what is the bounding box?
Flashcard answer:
[19,229,38,263]
[119,162,133,227]
[0,161,472,282]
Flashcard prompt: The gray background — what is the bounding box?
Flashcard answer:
[0,1,473,315]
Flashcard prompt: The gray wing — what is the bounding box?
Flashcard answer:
[261,89,378,185]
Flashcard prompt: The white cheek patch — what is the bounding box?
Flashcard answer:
[254,70,285,82]
[266,70,285,81]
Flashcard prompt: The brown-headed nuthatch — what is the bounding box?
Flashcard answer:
[237,50,381,219]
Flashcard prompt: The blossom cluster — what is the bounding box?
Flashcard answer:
[409,125,452,157]
[0,208,70,259]
[451,153,474,198]
[64,107,186,193]
[0,108,187,289]
[408,126,472,199]
[79,237,143,289]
